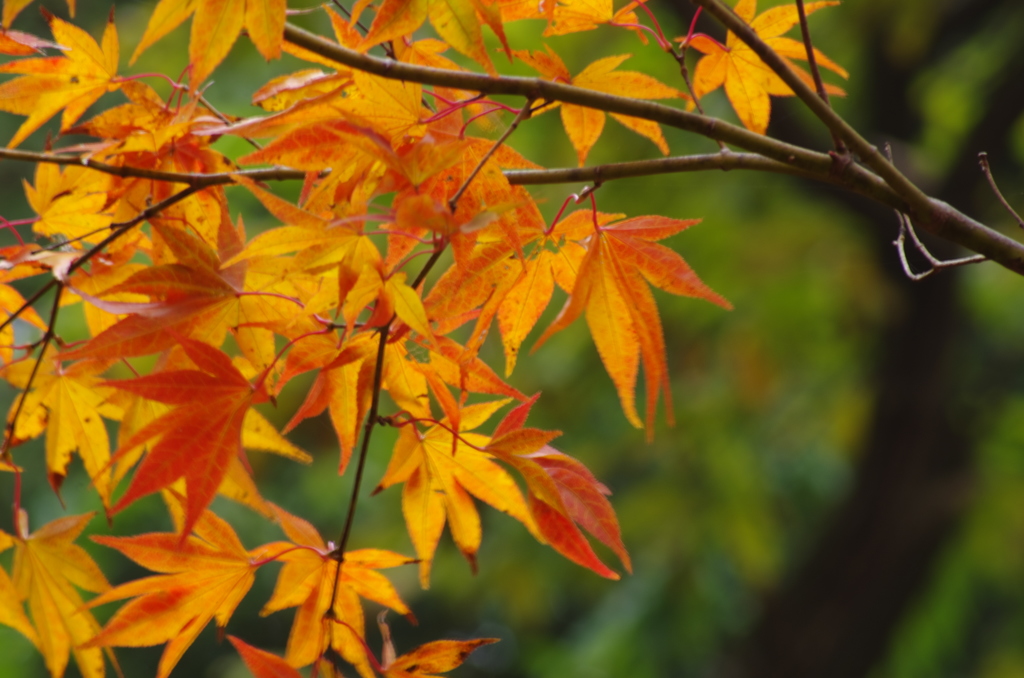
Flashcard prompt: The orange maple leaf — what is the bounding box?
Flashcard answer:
[499,0,641,37]
[382,639,498,677]
[515,45,688,165]
[229,629,498,678]
[0,9,120,147]
[279,331,377,475]
[260,505,416,675]
[131,0,286,87]
[487,399,630,578]
[684,0,847,134]
[535,210,731,433]
[101,337,268,537]
[489,428,630,577]
[494,217,588,375]
[379,616,498,678]
[86,507,269,678]
[359,0,511,75]
[61,214,294,364]
[4,512,109,678]
[375,399,538,587]
[229,635,303,678]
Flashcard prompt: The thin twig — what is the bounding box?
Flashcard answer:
[325,244,446,609]
[0,282,57,339]
[6,286,62,534]
[674,8,726,150]
[198,94,263,150]
[2,285,62,475]
[794,0,845,152]
[449,102,535,212]
[330,0,395,59]
[0,148,309,186]
[978,152,1024,229]
[71,186,206,275]
[893,212,986,280]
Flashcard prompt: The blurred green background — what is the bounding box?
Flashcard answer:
[3,0,1024,676]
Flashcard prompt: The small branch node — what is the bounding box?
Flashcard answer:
[893,211,986,281]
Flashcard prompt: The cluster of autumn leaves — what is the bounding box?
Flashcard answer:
[0,0,845,676]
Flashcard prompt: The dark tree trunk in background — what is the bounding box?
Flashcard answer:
[668,1,1024,676]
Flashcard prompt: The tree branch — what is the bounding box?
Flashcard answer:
[281,21,1024,277]
[689,1,952,236]
[507,152,853,190]
[0,147,308,185]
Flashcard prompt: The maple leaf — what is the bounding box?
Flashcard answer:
[131,0,286,86]
[229,630,498,678]
[251,68,350,112]
[516,45,688,165]
[279,331,377,474]
[0,281,47,365]
[360,0,511,75]
[226,174,384,283]
[0,530,38,649]
[230,70,427,160]
[499,0,641,37]
[0,9,120,147]
[6,512,109,678]
[417,135,545,266]
[0,28,64,56]
[1,351,121,506]
[377,614,498,678]
[418,335,527,403]
[64,254,148,339]
[3,0,75,28]
[229,635,303,678]
[486,398,629,578]
[535,211,731,433]
[260,504,416,675]
[685,0,847,134]
[26,163,114,246]
[86,507,268,678]
[495,223,588,376]
[375,399,538,587]
[101,337,269,537]
[382,638,498,678]
[61,213,295,364]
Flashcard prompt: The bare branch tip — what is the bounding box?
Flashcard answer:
[978,151,1024,230]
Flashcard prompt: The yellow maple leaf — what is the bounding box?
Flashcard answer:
[1,351,121,507]
[685,0,847,134]
[515,45,689,165]
[131,0,286,86]
[0,10,119,147]
[375,399,538,587]
[260,504,415,675]
[9,513,109,678]
[2,0,75,28]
